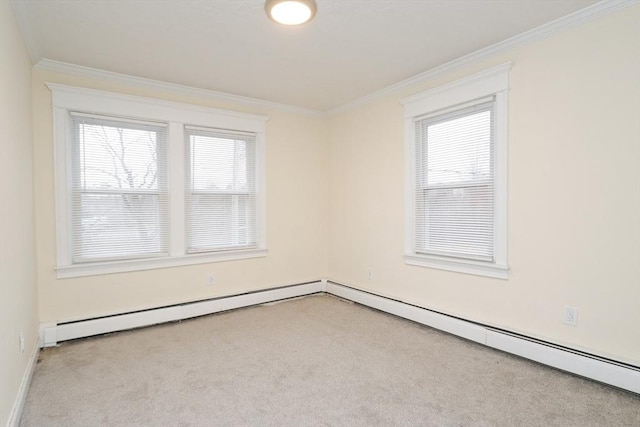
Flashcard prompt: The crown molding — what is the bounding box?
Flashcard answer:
[35,59,326,117]
[21,0,635,116]
[327,0,637,115]
[10,0,42,63]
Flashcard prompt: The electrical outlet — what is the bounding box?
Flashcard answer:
[206,274,216,285]
[563,305,578,326]
[19,333,25,355]
[367,268,375,280]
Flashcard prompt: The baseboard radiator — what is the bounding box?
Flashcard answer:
[39,279,639,394]
[325,281,640,394]
[40,281,324,347]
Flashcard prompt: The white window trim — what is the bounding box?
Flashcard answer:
[184,126,259,254]
[401,64,510,279]
[49,83,268,279]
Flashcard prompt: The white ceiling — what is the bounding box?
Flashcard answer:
[16,0,598,111]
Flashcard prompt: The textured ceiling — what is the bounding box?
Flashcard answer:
[17,0,598,111]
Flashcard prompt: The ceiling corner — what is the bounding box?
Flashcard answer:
[10,0,42,64]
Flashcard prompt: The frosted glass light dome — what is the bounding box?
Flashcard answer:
[265,0,317,26]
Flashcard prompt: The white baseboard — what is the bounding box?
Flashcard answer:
[484,330,640,394]
[40,281,324,347]
[324,281,640,394]
[6,341,39,427]
[326,280,487,344]
[36,279,639,394]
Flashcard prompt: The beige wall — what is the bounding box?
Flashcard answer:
[8,7,638,414]
[0,2,39,425]
[327,7,640,365]
[32,70,329,323]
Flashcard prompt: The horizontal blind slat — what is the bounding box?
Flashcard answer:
[185,127,257,253]
[415,102,495,260]
[71,114,169,263]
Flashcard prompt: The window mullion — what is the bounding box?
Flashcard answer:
[50,84,268,278]
[168,121,185,257]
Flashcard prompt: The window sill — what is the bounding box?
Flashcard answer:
[404,253,509,279]
[56,248,268,279]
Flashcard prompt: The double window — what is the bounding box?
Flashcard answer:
[402,65,510,279]
[51,84,267,278]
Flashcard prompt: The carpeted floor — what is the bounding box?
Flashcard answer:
[21,294,640,426]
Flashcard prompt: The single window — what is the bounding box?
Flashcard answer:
[402,64,510,279]
[70,113,168,262]
[415,101,494,261]
[185,127,257,253]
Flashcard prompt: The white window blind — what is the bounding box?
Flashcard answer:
[415,99,495,261]
[185,126,257,253]
[70,113,169,262]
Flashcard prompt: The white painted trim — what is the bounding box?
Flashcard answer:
[168,122,186,256]
[328,0,636,115]
[16,1,633,116]
[485,330,640,395]
[403,65,510,279]
[24,1,632,116]
[255,128,268,250]
[55,249,268,278]
[38,323,56,348]
[324,282,640,394]
[6,341,39,427]
[53,105,72,268]
[47,83,269,131]
[36,59,325,117]
[400,63,511,116]
[49,84,269,278]
[179,282,320,320]
[40,281,324,346]
[9,0,42,63]
[51,306,183,344]
[493,89,509,272]
[35,279,640,394]
[404,254,509,280]
[326,282,487,344]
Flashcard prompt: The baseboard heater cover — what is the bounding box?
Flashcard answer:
[325,281,640,394]
[39,279,639,394]
[40,281,324,347]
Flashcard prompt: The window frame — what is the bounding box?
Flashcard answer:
[70,113,170,263]
[401,64,510,279]
[50,84,268,278]
[184,126,258,254]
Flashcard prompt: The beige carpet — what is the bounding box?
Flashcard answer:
[21,294,639,426]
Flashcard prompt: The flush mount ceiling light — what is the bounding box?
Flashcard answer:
[265,0,317,26]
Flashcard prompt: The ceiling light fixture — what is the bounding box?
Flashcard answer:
[265,0,317,26]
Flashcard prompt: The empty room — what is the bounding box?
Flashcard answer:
[1,0,639,425]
